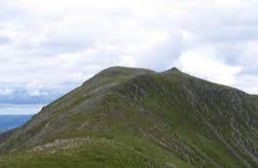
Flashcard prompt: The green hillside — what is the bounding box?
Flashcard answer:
[0,66,258,168]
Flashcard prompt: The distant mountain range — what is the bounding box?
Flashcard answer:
[0,66,258,168]
[0,115,32,133]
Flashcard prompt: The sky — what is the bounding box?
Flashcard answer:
[0,0,258,114]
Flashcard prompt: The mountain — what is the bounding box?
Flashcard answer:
[0,66,258,168]
[0,115,31,133]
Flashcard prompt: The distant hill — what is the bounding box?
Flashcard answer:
[0,66,258,168]
[0,115,32,132]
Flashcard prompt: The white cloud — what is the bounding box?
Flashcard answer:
[0,104,43,115]
[177,47,242,86]
[28,90,49,97]
[236,74,258,94]
[240,41,258,69]
[0,88,14,96]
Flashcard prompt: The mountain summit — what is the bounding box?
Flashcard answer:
[0,66,258,168]
[169,67,180,71]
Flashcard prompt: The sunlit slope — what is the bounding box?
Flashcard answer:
[1,66,258,168]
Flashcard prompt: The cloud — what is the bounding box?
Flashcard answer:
[177,47,242,86]
[0,36,10,45]
[0,88,14,96]
[236,74,258,94]
[0,104,43,115]
[0,0,258,114]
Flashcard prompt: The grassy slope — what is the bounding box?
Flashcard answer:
[0,135,189,168]
[0,67,258,168]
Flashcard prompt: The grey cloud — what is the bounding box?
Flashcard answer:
[132,35,183,71]
[0,36,10,45]
[0,84,76,105]
[40,40,93,55]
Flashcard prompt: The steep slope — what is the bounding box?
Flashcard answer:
[0,66,258,168]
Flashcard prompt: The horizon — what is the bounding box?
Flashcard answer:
[1,0,258,114]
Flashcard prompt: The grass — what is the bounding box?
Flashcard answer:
[0,134,189,168]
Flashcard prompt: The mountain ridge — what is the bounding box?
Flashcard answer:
[0,66,258,168]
